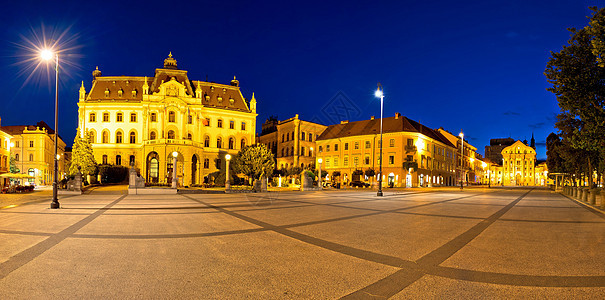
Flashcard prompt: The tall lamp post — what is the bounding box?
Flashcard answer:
[318,158,323,190]
[225,154,231,190]
[41,49,60,209]
[459,131,464,190]
[375,83,384,196]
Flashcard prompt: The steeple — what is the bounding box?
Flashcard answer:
[195,81,202,99]
[163,52,178,69]
[92,66,101,80]
[79,81,86,101]
[530,132,536,149]
[230,76,239,87]
[250,92,257,113]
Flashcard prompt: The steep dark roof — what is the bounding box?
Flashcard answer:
[317,115,455,148]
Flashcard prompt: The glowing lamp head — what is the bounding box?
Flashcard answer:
[172,151,178,158]
[318,158,323,164]
[9,142,14,148]
[459,132,464,138]
[225,154,231,161]
[40,49,53,61]
[375,89,383,98]
[56,154,61,160]
[482,162,487,168]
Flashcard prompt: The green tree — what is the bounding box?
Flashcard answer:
[545,9,605,188]
[588,7,605,67]
[231,144,275,180]
[9,155,18,173]
[69,131,97,177]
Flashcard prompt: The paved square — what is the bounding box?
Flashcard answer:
[0,187,604,298]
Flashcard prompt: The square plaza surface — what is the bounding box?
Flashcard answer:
[1,187,604,298]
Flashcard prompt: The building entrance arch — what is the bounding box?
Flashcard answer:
[146,152,160,183]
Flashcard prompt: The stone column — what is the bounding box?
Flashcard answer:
[601,188,605,210]
[589,188,597,205]
[582,188,589,202]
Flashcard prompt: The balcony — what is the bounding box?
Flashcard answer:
[405,145,417,152]
[143,138,204,148]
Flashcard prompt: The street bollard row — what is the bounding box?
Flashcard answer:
[563,186,605,210]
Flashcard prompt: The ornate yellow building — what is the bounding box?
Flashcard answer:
[0,117,14,186]
[501,140,537,186]
[78,53,257,186]
[258,114,327,170]
[316,113,458,187]
[1,121,67,186]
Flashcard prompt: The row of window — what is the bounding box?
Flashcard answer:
[90,130,247,150]
[103,155,225,170]
[280,146,313,157]
[10,141,34,148]
[281,131,314,142]
[14,153,35,162]
[89,112,247,131]
[320,138,452,157]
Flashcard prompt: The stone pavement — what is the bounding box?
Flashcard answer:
[0,187,603,298]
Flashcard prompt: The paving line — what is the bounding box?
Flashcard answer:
[0,195,127,280]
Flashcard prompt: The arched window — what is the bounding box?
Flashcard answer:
[89,130,96,143]
[217,137,222,148]
[240,139,246,149]
[150,131,156,140]
[228,138,235,149]
[204,136,210,147]
[168,111,176,122]
[203,158,209,169]
[129,155,135,166]
[187,133,192,140]
[167,130,175,139]
[129,132,136,144]
[116,155,122,165]
[102,131,109,143]
[116,131,123,143]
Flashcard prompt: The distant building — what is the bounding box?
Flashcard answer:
[257,114,326,170]
[484,137,515,164]
[500,140,537,186]
[316,113,457,188]
[437,128,484,184]
[1,121,67,186]
[0,117,14,187]
[77,53,257,186]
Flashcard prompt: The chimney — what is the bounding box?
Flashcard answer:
[395,112,401,119]
[340,120,349,124]
[370,116,375,120]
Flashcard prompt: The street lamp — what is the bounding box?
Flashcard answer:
[225,154,232,190]
[375,83,384,196]
[41,49,60,209]
[171,151,178,189]
[318,158,323,190]
[459,131,464,190]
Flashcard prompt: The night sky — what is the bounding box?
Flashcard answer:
[1,0,602,159]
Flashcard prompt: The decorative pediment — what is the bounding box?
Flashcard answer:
[156,77,187,98]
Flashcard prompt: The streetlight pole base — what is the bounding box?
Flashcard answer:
[50,200,60,209]
[377,190,383,196]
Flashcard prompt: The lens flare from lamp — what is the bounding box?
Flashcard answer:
[172,151,178,158]
[225,154,231,160]
[40,49,53,61]
[375,89,383,98]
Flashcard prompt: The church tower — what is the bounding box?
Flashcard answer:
[530,133,536,150]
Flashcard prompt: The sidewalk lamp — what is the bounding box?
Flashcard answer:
[172,151,178,189]
[459,131,464,190]
[375,83,384,196]
[225,154,231,190]
[41,49,60,209]
[318,158,323,190]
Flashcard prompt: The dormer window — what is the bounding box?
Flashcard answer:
[132,89,137,97]
[217,96,223,103]
[105,88,110,98]
[205,95,210,102]
[229,97,234,106]
[118,89,123,97]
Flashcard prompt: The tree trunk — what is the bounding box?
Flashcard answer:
[587,157,593,189]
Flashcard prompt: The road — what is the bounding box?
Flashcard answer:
[0,187,603,298]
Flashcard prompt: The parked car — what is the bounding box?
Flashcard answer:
[350,180,370,188]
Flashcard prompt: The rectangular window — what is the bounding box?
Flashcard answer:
[389,139,395,147]
[301,132,305,140]
[364,156,370,165]
[325,158,330,167]
[89,113,96,122]
[188,115,193,124]
[151,113,157,122]
[205,118,210,127]
[344,156,349,166]
[218,119,223,128]
[334,144,339,151]
[353,157,359,166]
[117,113,123,122]
[407,139,413,146]
[326,145,330,152]
[16,141,19,148]
[241,122,246,130]
[103,113,109,122]
[389,155,394,165]
[29,141,34,147]
[308,134,313,142]
[344,143,349,150]
[130,113,137,122]
[229,120,234,129]
[334,157,339,167]
[354,142,359,150]
[301,147,305,156]
[365,141,371,149]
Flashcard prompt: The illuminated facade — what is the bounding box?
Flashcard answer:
[501,140,537,186]
[258,114,327,170]
[316,113,458,187]
[77,53,257,186]
[0,117,14,186]
[1,121,67,185]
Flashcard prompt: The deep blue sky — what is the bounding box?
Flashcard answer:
[1,0,602,159]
